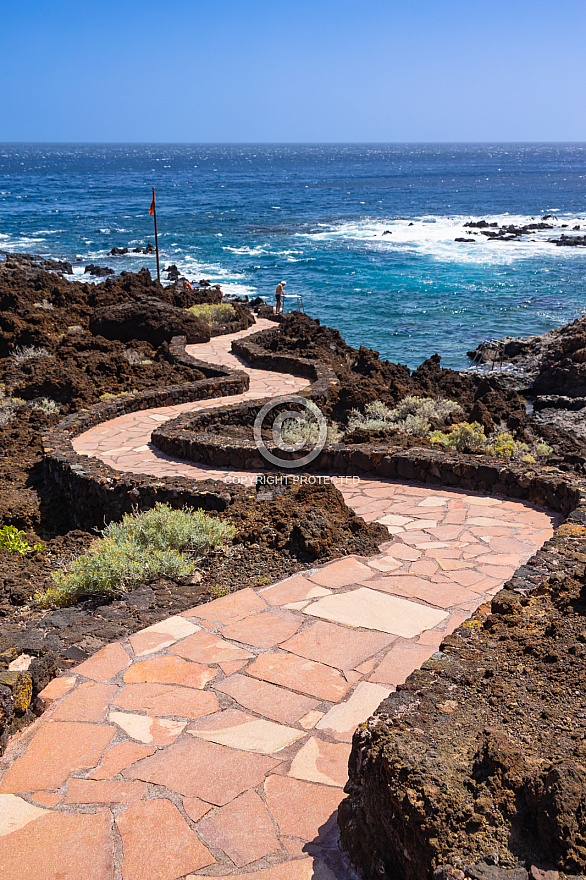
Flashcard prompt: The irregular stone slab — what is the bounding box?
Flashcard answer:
[369,640,436,686]
[218,659,248,675]
[169,630,254,665]
[64,778,148,804]
[308,558,374,588]
[0,809,113,880]
[220,609,303,649]
[316,681,392,741]
[0,794,48,836]
[224,860,338,880]
[182,797,212,823]
[299,709,325,729]
[264,774,343,841]
[124,737,280,805]
[288,736,351,787]
[129,615,201,657]
[116,798,215,880]
[122,656,216,689]
[214,673,319,724]
[366,575,478,608]
[139,615,200,640]
[188,708,304,754]
[197,789,281,867]
[247,652,350,702]
[37,675,77,704]
[0,722,116,793]
[184,587,266,624]
[259,576,331,606]
[280,620,395,670]
[74,643,131,682]
[128,631,180,658]
[51,682,118,723]
[305,587,448,637]
[90,742,156,780]
[113,683,219,718]
[109,711,185,746]
[30,791,62,807]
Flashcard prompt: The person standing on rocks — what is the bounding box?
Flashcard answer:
[275,280,286,314]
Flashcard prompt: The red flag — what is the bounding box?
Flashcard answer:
[149,194,155,216]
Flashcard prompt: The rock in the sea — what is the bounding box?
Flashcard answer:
[109,247,129,255]
[548,234,586,247]
[84,264,114,277]
[165,264,180,280]
[89,298,210,345]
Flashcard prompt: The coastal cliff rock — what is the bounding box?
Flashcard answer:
[468,311,586,441]
[89,298,211,345]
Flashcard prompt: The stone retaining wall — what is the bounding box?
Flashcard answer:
[152,409,583,518]
[42,337,250,528]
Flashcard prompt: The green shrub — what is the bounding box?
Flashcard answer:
[489,431,533,462]
[187,303,236,327]
[36,503,235,608]
[430,424,553,462]
[280,418,342,447]
[209,583,232,599]
[0,526,44,555]
[27,397,60,414]
[102,503,234,554]
[430,421,489,453]
[348,396,462,436]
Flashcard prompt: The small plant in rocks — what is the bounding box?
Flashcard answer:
[348,396,462,437]
[122,349,144,365]
[36,503,235,607]
[430,422,554,461]
[187,303,236,328]
[280,418,342,446]
[0,526,45,555]
[430,421,490,453]
[26,397,60,414]
[12,345,51,364]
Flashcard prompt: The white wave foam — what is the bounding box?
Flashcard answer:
[223,245,267,257]
[298,213,586,266]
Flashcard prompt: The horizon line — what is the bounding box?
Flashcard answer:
[1,140,586,147]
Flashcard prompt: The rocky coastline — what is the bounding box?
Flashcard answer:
[1,250,586,878]
[468,309,586,444]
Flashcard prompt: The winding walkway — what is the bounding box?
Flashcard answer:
[0,323,557,880]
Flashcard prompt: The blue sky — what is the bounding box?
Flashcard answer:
[1,0,584,142]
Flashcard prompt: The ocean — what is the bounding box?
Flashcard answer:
[0,143,585,369]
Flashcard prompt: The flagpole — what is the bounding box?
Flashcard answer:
[151,187,161,283]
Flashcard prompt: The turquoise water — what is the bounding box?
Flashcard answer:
[1,143,585,368]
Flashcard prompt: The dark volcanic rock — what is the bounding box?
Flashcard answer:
[84,264,114,277]
[548,235,586,247]
[89,298,211,345]
[468,311,586,434]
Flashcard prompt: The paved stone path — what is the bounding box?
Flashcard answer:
[0,322,557,879]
